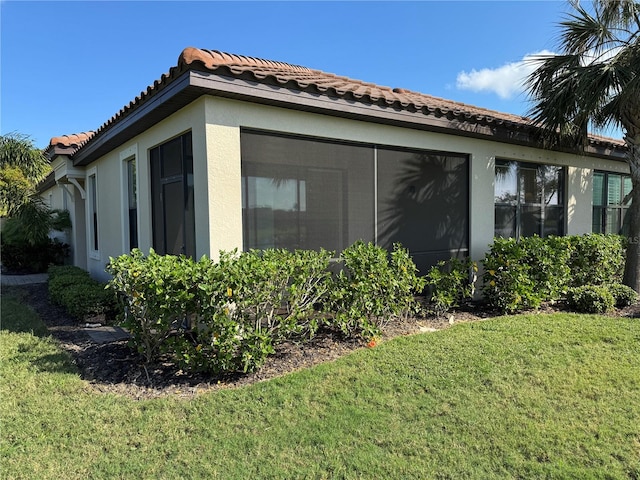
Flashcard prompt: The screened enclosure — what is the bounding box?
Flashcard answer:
[240,130,469,273]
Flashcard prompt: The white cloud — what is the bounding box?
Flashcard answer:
[456,50,556,100]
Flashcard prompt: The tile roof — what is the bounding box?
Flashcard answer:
[179,47,529,126]
[49,47,626,159]
[49,132,95,149]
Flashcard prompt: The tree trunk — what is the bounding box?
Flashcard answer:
[622,131,640,292]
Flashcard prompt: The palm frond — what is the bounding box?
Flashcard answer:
[525,0,640,150]
[560,3,613,56]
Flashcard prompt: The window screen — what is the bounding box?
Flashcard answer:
[592,171,631,235]
[150,132,195,257]
[241,131,374,253]
[127,158,138,250]
[377,148,469,273]
[241,130,470,273]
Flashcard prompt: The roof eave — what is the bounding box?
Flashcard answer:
[37,171,56,193]
[72,71,195,166]
[71,68,628,165]
[189,70,627,161]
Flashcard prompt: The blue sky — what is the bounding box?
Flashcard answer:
[2,1,585,149]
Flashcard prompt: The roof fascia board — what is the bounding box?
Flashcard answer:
[190,71,518,137]
[72,71,193,166]
[189,71,627,161]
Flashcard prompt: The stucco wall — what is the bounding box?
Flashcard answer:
[80,99,209,280]
[39,183,67,244]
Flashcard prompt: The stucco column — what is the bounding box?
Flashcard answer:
[204,98,243,259]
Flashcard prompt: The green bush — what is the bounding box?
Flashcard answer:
[106,250,199,364]
[568,234,625,287]
[107,248,333,373]
[1,204,71,273]
[606,283,639,308]
[426,257,477,316]
[48,265,92,298]
[1,238,69,273]
[107,243,424,374]
[48,265,90,279]
[48,265,115,320]
[482,238,542,314]
[327,242,425,339]
[566,285,615,314]
[520,235,572,300]
[177,248,333,374]
[482,234,627,314]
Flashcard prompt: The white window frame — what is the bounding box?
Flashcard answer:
[119,144,139,252]
[86,166,100,260]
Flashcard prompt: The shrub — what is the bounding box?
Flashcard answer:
[1,238,69,273]
[107,248,333,373]
[482,234,626,314]
[106,249,200,363]
[48,265,91,279]
[426,257,477,316]
[606,283,639,308]
[568,234,625,287]
[482,238,542,314]
[1,203,71,273]
[327,242,424,339]
[566,285,615,314]
[519,235,572,300]
[48,265,115,320]
[214,248,332,341]
[108,243,424,373]
[178,248,333,374]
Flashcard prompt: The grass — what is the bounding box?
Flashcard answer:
[1,293,639,479]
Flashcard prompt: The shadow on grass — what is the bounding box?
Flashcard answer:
[2,292,78,376]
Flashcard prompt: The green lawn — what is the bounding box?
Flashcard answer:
[1,293,639,479]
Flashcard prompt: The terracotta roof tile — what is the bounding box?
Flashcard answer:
[56,47,626,159]
[178,47,533,125]
[49,131,95,149]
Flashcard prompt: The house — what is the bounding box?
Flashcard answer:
[40,47,630,281]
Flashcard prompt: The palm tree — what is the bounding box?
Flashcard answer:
[0,132,51,216]
[526,0,640,291]
[0,133,71,272]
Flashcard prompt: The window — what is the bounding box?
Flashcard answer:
[494,160,565,239]
[87,170,99,257]
[127,158,138,250]
[376,147,469,271]
[593,171,632,235]
[241,130,469,273]
[150,132,195,257]
[241,131,374,253]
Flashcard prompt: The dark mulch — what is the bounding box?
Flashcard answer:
[6,283,640,400]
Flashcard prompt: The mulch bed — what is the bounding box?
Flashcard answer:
[7,283,640,400]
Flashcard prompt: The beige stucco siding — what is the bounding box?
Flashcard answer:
[81,99,208,280]
[39,183,67,244]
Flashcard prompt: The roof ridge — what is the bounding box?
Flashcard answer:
[180,47,313,73]
[49,131,96,148]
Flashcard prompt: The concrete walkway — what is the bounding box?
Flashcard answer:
[1,271,130,344]
[83,325,131,344]
[1,273,48,286]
